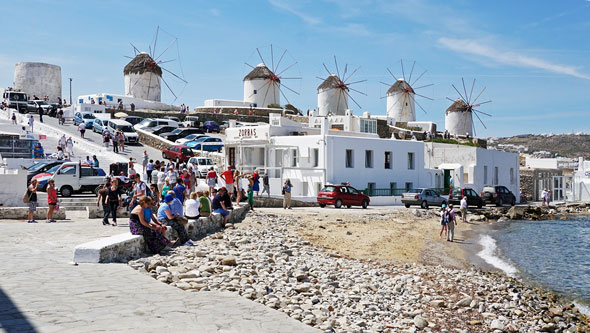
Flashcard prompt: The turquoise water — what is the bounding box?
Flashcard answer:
[478,216,590,309]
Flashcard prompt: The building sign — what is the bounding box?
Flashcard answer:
[238,128,257,138]
[226,125,270,142]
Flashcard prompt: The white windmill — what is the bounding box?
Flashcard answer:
[445,78,492,137]
[124,26,187,104]
[316,56,366,116]
[380,60,433,124]
[243,45,301,108]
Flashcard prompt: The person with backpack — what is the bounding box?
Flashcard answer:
[129,174,149,211]
[25,179,39,223]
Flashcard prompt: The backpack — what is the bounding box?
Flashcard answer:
[23,189,31,203]
[142,181,153,198]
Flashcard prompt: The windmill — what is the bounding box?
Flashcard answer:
[444,78,492,137]
[316,56,366,116]
[380,60,433,123]
[243,45,301,108]
[124,26,187,104]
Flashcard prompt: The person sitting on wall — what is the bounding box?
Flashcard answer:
[157,193,190,246]
[211,188,229,226]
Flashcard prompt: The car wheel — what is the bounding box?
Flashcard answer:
[404,203,411,208]
[346,205,352,208]
[60,185,73,197]
[497,198,503,207]
[335,199,342,208]
[421,200,428,209]
[362,200,368,209]
[162,152,167,159]
[319,203,326,208]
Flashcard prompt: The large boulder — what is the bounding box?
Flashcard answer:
[507,206,527,220]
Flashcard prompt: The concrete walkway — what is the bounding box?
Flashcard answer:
[0,217,317,332]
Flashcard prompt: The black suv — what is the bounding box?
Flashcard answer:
[448,187,483,208]
[159,127,204,142]
[481,185,516,206]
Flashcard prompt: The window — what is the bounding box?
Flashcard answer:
[483,165,488,184]
[510,168,515,185]
[312,148,319,167]
[405,182,413,192]
[291,149,298,167]
[345,149,354,168]
[493,167,499,185]
[81,167,97,177]
[59,166,76,175]
[384,151,392,169]
[365,150,373,168]
[360,119,377,133]
[390,182,397,195]
[367,182,376,196]
[407,152,415,170]
[349,187,359,194]
[253,90,257,94]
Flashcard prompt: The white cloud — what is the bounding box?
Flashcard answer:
[438,37,590,80]
[268,0,321,25]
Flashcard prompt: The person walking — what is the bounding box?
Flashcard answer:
[251,169,260,196]
[439,205,448,239]
[282,179,293,209]
[167,166,178,187]
[446,204,457,242]
[59,135,67,152]
[66,137,74,157]
[103,131,110,148]
[97,183,110,225]
[157,166,167,195]
[106,179,122,226]
[460,196,468,223]
[112,132,119,153]
[142,151,149,175]
[260,171,270,197]
[146,159,154,183]
[38,105,44,123]
[220,166,234,199]
[206,167,217,195]
[118,131,125,152]
[26,179,39,223]
[78,121,86,138]
[11,112,17,125]
[28,114,34,132]
[46,179,58,223]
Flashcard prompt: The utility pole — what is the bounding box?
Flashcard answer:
[69,78,72,105]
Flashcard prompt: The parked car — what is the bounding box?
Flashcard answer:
[27,100,53,114]
[448,187,483,208]
[161,145,195,163]
[93,118,108,133]
[401,188,447,209]
[174,133,208,145]
[73,112,96,128]
[121,116,144,126]
[159,127,204,142]
[163,116,181,122]
[42,162,107,196]
[183,115,200,128]
[26,160,64,183]
[202,120,220,133]
[187,157,218,177]
[219,120,230,131]
[481,185,516,206]
[106,119,139,143]
[317,184,370,209]
[134,118,179,131]
[186,136,223,152]
[147,125,178,136]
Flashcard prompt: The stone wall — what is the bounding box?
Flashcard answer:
[252,196,318,208]
[0,207,66,220]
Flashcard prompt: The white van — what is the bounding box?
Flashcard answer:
[134,118,180,131]
[106,119,139,143]
[51,162,107,197]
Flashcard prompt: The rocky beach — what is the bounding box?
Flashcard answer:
[129,208,589,332]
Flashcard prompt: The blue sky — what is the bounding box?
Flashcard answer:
[1,0,589,137]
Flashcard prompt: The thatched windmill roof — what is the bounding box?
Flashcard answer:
[317,74,347,92]
[243,64,277,81]
[123,53,162,76]
[387,79,415,95]
[445,98,470,114]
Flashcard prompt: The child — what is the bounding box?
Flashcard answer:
[439,205,448,239]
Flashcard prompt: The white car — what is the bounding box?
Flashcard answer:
[187,157,218,177]
[106,119,139,143]
[175,133,208,145]
[50,162,107,197]
[134,118,179,131]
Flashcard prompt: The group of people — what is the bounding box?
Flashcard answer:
[180,104,189,114]
[541,188,552,206]
[439,203,458,242]
[24,178,58,223]
[101,129,126,153]
[58,135,74,158]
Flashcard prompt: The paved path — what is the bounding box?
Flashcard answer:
[0,217,317,332]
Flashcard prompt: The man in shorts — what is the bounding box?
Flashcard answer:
[220,166,234,199]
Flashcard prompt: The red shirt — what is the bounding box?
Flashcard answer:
[207,171,217,179]
[221,170,234,184]
[47,187,58,204]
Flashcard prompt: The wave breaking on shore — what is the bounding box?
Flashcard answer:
[477,234,519,277]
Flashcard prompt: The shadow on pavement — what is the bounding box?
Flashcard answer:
[0,288,38,332]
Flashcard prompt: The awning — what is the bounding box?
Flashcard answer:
[437,163,463,170]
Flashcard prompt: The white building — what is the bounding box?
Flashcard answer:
[76,93,179,111]
[445,98,473,137]
[123,53,161,102]
[317,75,348,116]
[243,64,280,108]
[386,79,415,123]
[573,158,590,201]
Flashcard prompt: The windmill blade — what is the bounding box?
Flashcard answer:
[124,55,134,59]
[348,87,367,96]
[261,81,273,107]
[278,77,302,80]
[414,92,434,100]
[461,78,469,104]
[157,59,176,65]
[161,67,188,83]
[345,79,367,86]
[473,110,487,129]
[400,60,406,80]
[335,88,342,114]
[342,64,348,81]
[451,84,467,103]
[471,86,487,105]
[474,100,492,107]
[275,49,287,73]
[155,38,178,61]
[152,26,160,59]
[386,97,401,114]
[408,61,416,83]
[279,82,300,95]
[130,43,140,56]
[271,44,274,73]
[473,109,492,117]
[380,81,391,86]
[413,83,434,90]
[411,69,427,86]
[446,97,455,103]
[256,48,266,66]
[278,85,292,106]
[344,65,361,82]
[161,76,178,100]
[411,94,428,114]
[316,76,326,81]
[322,63,331,76]
[387,68,399,81]
[345,90,362,109]
[469,79,476,104]
[334,56,340,78]
[245,62,255,69]
[148,45,152,58]
[276,61,297,76]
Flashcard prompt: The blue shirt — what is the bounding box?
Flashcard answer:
[143,207,153,222]
[173,184,185,202]
[170,198,184,217]
[157,203,171,221]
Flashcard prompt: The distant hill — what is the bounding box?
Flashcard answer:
[492,134,590,159]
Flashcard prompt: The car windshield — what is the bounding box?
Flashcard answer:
[46,165,61,174]
[320,186,338,192]
[138,119,152,125]
[27,162,48,172]
[184,134,197,140]
[198,158,214,165]
[117,125,134,132]
[83,114,95,119]
[171,129,183,134]
[9,93,27,101]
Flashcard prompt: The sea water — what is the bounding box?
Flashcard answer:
[477,216,590,312]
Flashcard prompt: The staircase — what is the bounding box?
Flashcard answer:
[58,195,97,211]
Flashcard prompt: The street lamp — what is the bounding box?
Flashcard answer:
[69,78,72,105]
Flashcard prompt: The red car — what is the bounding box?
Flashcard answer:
[161,145,195,163]
[317,184,370,209]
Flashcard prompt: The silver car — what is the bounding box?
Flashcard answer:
[401,188,447,209]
